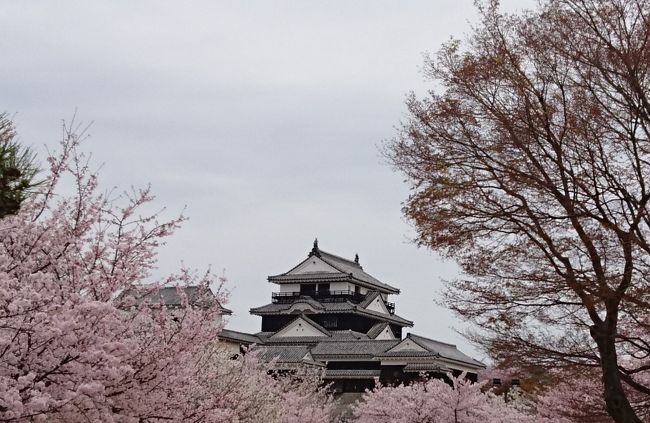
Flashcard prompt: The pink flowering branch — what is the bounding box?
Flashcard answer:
[0,122,332,422]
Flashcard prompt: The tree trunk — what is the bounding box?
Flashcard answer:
[591,325,642,423]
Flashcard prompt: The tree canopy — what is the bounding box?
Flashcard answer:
[0,123,334,422]
[389,1,650,421]
[352,372,535,423]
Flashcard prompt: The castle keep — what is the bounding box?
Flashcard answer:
[219,240,484,392]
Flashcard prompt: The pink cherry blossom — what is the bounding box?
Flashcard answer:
[0,125,333,422]
[352,372,536,423]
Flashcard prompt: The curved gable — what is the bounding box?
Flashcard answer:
[287,301,322,313]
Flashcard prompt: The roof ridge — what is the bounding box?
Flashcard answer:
[408,333,457,348]
[406,334,486,367]
[404,333,440,353]
[218,329,261,344]
[220,328,257,336]
[268,244,360,279]
[250,299,359,316]
[319,249,361,268]
[367,321,389,339]
[289,297,326,310]
[354,306,414,327]
[331,329,367,334]
[359,290,381,308]
[267,255,334,279]
[317,254,351,275]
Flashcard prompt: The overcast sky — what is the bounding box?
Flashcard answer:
[3,1,533,360]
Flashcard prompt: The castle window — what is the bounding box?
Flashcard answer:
[300,284,316,296]
[322,317,338,328]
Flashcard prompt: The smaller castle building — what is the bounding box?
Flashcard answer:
[220,240,484,393]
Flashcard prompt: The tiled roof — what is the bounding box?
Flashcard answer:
[255,331,274,341]
[289,297,326,310]
[218,329,261,345]
[253,345,312,363]
[254,329,369,344]
[319,250,399,294]
[377,334,484,368]
[330,330,370,340]
[367,322,390,339]
[408,334,485,367]
[250,299,413,327]
[269,273,351,283]
[310,340,399,359]
[403,363,451,373]
[235,332,483,370]
[122,286,231,313]
[267,245,400,294]
[359,291,381,308]
[377,349,437,358]
[354,306,412,326]
[324,369,382,379]
[251,300,354,314]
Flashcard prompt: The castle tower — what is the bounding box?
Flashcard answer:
[219,240,484,394]
[250,238,411,339]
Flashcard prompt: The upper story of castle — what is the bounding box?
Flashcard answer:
[269,239,398,305]
[220,239,484,382]
[251,240,412,336]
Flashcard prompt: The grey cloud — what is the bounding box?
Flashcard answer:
[4,0,535,360]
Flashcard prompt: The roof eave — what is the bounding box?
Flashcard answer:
[267,274,400,295]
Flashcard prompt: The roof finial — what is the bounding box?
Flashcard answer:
[354,253,359,264]
[309,238,321,258]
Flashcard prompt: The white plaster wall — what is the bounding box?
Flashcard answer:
[389,338,427,352]
[274,318,327,337]
[330,281,350,291]
[333,282,362,293]
[365,296,388,314]
[279,283,301,292]
[375,326,395,340]
[289,258,338,274]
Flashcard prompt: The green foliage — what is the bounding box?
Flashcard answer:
[0,113,39,217]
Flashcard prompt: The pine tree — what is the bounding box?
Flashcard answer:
[0,113,39,217]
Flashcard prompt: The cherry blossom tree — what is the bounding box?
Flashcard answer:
[352,372,535,423]
[532,346,650,422]
[534,370,612,423]
[199,348,334,423]
[0,122,333,422]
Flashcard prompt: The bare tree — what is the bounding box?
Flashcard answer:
[389,1,650,422]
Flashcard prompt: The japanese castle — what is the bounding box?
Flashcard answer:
[219,240,484,393]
